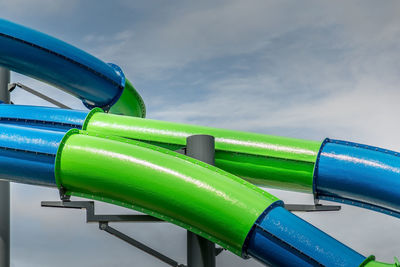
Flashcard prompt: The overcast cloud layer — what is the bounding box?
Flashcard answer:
[1,1,400,266]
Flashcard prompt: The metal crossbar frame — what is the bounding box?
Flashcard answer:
[41,200,186,267]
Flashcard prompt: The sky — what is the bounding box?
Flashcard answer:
[1,0,400,266]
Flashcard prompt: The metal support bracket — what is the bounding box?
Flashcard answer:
[175,147,186,155]
[41,200,188,267]
[284,203,341,212]
[98,222,186,267]
[58,186,71,201]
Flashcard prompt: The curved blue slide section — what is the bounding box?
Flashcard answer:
[244,205,365,267]
[0,19,125,109]
[314,139,400,218]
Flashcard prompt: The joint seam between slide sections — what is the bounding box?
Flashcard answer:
[313,138,330,200]
[242,201,284,258]
[54,128,80,189]
[82,107,103,130]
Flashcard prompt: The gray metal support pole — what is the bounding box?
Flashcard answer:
[0,68,10,103]
[186,135,216,267]
[0,67,10,267]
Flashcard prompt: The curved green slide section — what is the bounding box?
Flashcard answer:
[108,79,146,117]
[83,111,321,192]
[55,129,278,256]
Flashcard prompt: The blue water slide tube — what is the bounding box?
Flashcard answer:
[0,124,62,186]
[244,205,366,266]
[0,104,88,131]
[0,19,145,116]
[314,139,400,218]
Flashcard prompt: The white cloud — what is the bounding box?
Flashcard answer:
[0,0,79,18]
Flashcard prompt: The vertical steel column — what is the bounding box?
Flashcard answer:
[0,67,10,267]
[186,135,216,267]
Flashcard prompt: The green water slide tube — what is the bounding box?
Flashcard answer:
[83,111,321,193]
[56,129,276,255]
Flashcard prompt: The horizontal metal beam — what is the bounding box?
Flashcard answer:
[41,201,162,222]
[284,203,341,212]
